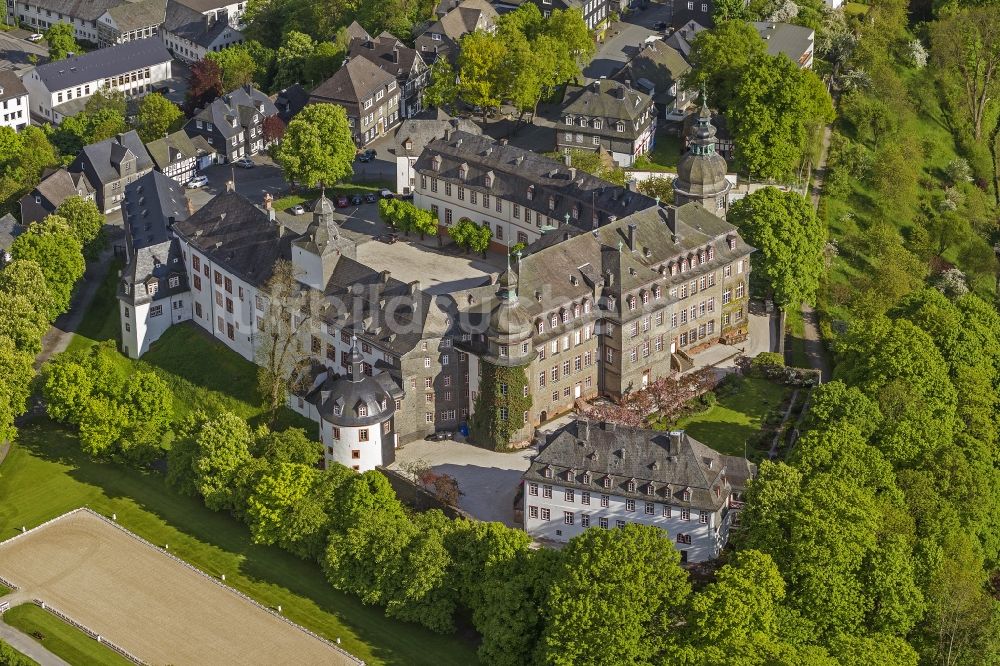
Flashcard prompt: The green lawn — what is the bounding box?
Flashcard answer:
[655,377,790,457]
[0,583,10,596]
[272,180,394,213]
[3,604,134,666]
[632,132,683,173]
[0,424,479,665]
[844,2,870,15]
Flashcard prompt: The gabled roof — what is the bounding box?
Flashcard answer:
[347,32,426,82]
[33,168,95,205]
[753,22,814,65]
[344,20,371,42]
[524,420,756,510]
[71,130,153,186]
[614,40,690,106]
[163,0,241,48]
[0,70,28,103]
[190,85,277,138]
[145,129,205,170]
[419,0,497,40]
[274,84,309,122]
[561,79,654,128]
[389,111,480,158]
[32,38,171,91]
[24,0,121,22]
[105,0,166,31]
[0,214,25,253]
[310,56,396,108]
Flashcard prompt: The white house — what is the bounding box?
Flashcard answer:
[522,420,755,562]
[23,37,172,124]
[161,0,245,64]
[0,71,29,131]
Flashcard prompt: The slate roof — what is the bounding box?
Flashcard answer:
[431,0,496,39]
[172,189,290,287]
[347,32,426,83]
[274,84,309,122]
[344,20,371,42]
[524,419,756,511]
[388,110,480,159]
[163,0,239,48]
[447,201,753,332]
[33,168,95,205]
[25,0,121,22]
[613,40,690,107]
[0,70,28,103]
[190,85,277,138]
[0,214,24,254]
[307,344,398,426]
[71,130,153,187]
[173,0,239,11]
[145,129,204,170]
[32,38,171,91]
[107,0,167,31]
[414,130,656,230]
[310,57,396,111]
[120,171,192,305]
[664,19,707,57]
[753,22,814,66]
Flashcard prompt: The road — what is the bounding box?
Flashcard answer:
[583,3,673,81]
[0,28,49,71]
[0,615,71,666]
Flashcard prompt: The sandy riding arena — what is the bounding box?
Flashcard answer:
[0,509,361,666]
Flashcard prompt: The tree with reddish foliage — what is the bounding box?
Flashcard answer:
[262,115,286,145]
[185,59,223,114]
[417,468,462,506]
[578,368,718,427]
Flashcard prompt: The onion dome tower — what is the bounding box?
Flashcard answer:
[673,90,731,217]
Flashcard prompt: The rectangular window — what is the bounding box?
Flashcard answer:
[581,491,590,505]
[626,499,635,511]
[599,517,608,529]
[543,485,552,498]
[645,502,655,515]
[601,494,609,507]
[581,514,590,528]
[564,511,574,525]
[682,508,691,521]
[540,508,550,520]
[359,428,369,442]
[150,304,163,317]
[529,506,538,519]
[529,482,538,496]
[565,488,574,502]
[700,511,710,524]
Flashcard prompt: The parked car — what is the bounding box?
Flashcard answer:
[357,149,377,162]
[350,194,363,206]
[376,233,398,244]
[379,189,394,199]
[335,195,349,208]
[427,431,454,441]
[291,204,305,215]
[363,192,377,204]
[186,175,209,188]
[26,33,43,42]
[234,157,254,169]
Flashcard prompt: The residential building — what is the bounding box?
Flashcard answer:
[531,0,606,29]
[522,419,756,561]
[184,84,278,162]
[412,130,656,249]
[664,18,706,58]
[96,0,165,47]
[670,0,714,30]
[556,79,656,167]
[0,213,25,264]
[310,57,400,146]
[388,110,480,194]
[19,167,96,224]
[675,101,732,216]
[613,39,693,120]
[415,0,497,64]
[0,70,30,131]
[753,21,814,69]
[11,0,118,44]
[161,0,245,64]
[119,170,193,357]
[22,37,172,124]
[347,27,428,119]
[172,0,247,27]
[274,83,309,123]
[68,130,154,212]
[145,128,216,183]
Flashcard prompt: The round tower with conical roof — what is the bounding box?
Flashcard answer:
[316,336,397,471]
[673,92,732,217]
[469,258,537,450]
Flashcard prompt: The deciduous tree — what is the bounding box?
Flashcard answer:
[133,93,183,143]
[0,259,57,322]
[193,411,255,511]
[275,103,354,188]
[10,216,85,317]
[44,22,79,61]
[0,290,47,356]
[931,8,1000,140]
[206,45,258,92]
[55,195,104,257]
[186,59,224,113]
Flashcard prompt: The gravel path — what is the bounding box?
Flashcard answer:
[0,613,71,666]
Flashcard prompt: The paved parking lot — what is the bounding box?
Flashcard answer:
[391,439,534,526]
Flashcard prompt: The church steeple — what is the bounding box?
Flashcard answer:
[672,86,732,218]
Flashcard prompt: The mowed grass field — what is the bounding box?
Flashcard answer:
[2,257,480,665]
[3,604,134,666]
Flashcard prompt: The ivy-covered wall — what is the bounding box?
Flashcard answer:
[469,361,532,452]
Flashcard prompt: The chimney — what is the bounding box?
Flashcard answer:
[564,152,572,167]
[268,208,275,222]
[569,166,576,180]
[408,280,420,294]
[380,270,391,284]
[499,137,508,146]
[659,207,678,241]
[624,79,631,90]
[626,179,636,192]
[226,180,235,192]
[263,192,273,210]
[206,12,215,28]
[592,79,600,92]
[391,47,399,63]
[626,223,637,251]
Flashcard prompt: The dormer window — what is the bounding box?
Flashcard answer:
[334,404,343,416]
[544,467,553,479]
[653,285,661,299]
[527,185,534,200]
[641,291,649,304]
[537,320,544,334]
[670,263,678,276]
[680,259,688,273]
[583,300,591,313]
[727,235,736,250]
[683,488,692,501]
[484,170,494,188]
[459,162,469,180]
[550,314,557,327]
[593,119,602,130]
[603,476,612,488]
[565,115,573,125]
[548,195,555,210]
[578,117,587,127]
[626,479,636,492]
[616,121,625,132]
[707,245,715,260]
[432,155,442,171]
[572,204,580,219]
[647,483,655,495]
[573,304,580,317]
[358,403,368,417]
[582,473,591,484]
[627,296,636,311]
[698,250,705,264]
[608,296,616,310]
